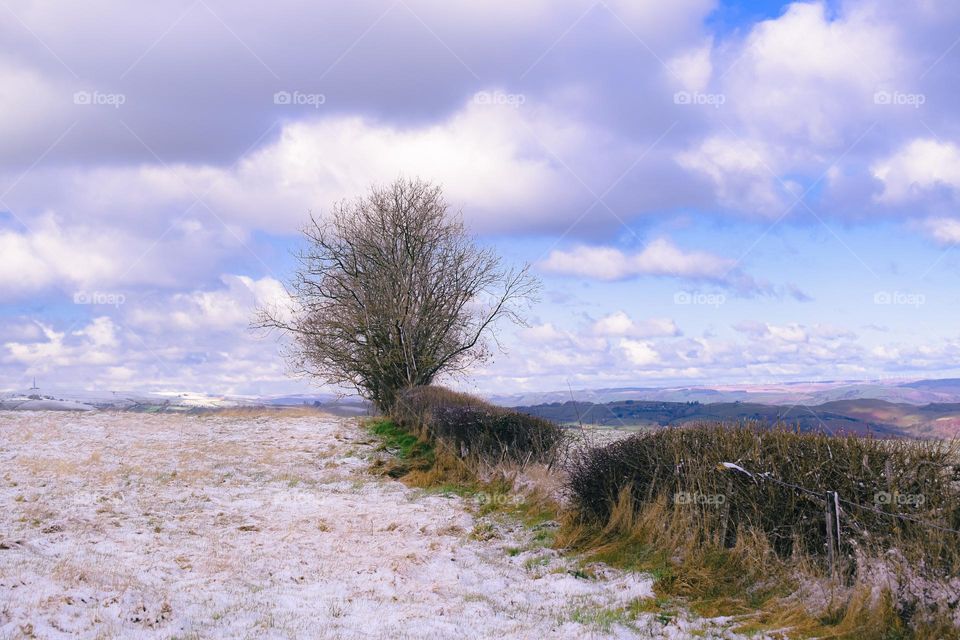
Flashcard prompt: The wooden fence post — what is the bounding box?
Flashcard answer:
[718,478,733,548]
[825,490,836,579]
[833,491,842,580]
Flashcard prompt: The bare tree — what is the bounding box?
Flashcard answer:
[256,178,540,411]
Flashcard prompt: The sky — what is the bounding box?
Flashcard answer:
[2,0,960,397]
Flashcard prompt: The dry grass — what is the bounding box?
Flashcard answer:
[561,423,960,638]
[190,406,337,418]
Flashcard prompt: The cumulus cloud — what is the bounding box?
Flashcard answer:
[127,275,289,332]
[0,275,298,395]
[592,312,680,338]
[919,217,960,244]
[671,1,945,220]
[540,238,734,281]
[721,1,906,146]
[219,102,585,233]
[538,238,778,296]
[472,316,889,392]
[675,136,793,216]
[0,218,118,294]
[0,0,711,167]
[0,215,241,298]
[872,139,960,204]
[4,317,120,369]
[667,40,713,93]
[619,339,661,366]
[2,97,613,240]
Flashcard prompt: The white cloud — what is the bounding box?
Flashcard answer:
[767,324,808,343]
[4,317,120,369]
[75,316,119,349]
[592,312,680,338]
[733,321,856,345]
[223,102,583,233]
[675,136,789,215]
[0,56,70,149]
[919,217,960,244]
[1,277,298,395]
[127,275,289,332]
[523,323,569,344]
[618,339,661,366]
[0,217,119,294]
[671,1,929,219]
[667,40,714,92]
[3,96,602,241]
[0,215,240,297]
[873,139,960,204]
[540,238,734,281]
[722,1,905,146]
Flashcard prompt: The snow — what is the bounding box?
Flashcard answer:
[0,411,747,639]
[0,386,370,413]
[718,462,754,477]
[0,399,95,411]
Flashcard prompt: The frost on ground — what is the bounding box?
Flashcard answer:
[0,412,745,639]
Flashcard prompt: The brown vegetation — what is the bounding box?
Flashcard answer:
[563,423,960,637]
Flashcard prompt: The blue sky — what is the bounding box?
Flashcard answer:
[2,0,960,396]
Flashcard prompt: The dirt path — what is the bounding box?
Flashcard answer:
[0,411,741,639]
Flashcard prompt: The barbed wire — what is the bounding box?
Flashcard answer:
[720,462,960,536]
[835,495,960,535]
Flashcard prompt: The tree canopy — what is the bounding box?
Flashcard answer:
[257,178,539,410]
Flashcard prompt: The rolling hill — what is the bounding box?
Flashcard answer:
[515,397,960,439]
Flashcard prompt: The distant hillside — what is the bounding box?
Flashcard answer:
[815,399,960,439]
[0,387,370,415]
[513,398,960,439]
[490,377,960,408]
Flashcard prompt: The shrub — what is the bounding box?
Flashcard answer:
[564,423,960,636]
[568,423,960,571]
[391,385,563,466]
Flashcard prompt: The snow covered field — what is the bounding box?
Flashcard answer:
[0,412,741,639]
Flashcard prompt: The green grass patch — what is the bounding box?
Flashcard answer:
[368,418,434,462]
[568,599,658,633]
[523,555,551,570]
[580,537,670,576]
[569,606,632,632]
[366,418,435,478]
